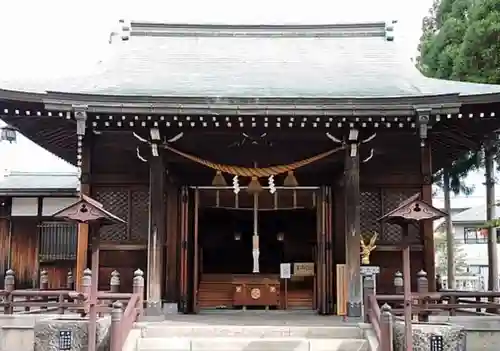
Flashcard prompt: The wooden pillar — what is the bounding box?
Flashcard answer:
[146,155,165,314]
[420,142,435,291]
[345,140,362,317]
[75,105,90,291]
[165,182,179,303]
[485,141,499,292]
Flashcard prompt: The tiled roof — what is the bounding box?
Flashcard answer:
[2,21,500,98]
[0,171,78,194]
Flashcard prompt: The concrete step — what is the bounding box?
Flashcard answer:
[137,337,368,351]
[141,325,364,339]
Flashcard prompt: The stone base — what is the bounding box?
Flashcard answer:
[34,316,111,351]
[346,301,362,318]
[163,303,178,315]
[143,301,165,321]
[393,321,466,351]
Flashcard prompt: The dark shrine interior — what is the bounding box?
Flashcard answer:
[198,207,316,276]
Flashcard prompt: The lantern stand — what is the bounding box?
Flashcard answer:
[378,193,446,351]
[52,194,126,351]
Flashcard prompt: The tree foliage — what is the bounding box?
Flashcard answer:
[433,151,481,195]
[418,0,500,85]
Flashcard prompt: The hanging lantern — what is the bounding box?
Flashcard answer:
[0,126,17,143]
[234,232,242,241]
[247,176,263,194]
[277,232,285,241]
[283,171,299,187]
[212,171,227,187]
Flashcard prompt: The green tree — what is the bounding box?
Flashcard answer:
[453,0,500,84]
[418,0,500,84]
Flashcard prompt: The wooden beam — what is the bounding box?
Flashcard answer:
[420,142,435,291]
[344,145,362,317]
[146,155,166,314]
[76,134,91,291]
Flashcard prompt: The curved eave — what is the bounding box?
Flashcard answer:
[0,88,499,116]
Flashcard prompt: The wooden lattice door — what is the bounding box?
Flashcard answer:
[316,186,334,314]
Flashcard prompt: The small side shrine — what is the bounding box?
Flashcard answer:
[52,194,126,351]
[378,193,446,351]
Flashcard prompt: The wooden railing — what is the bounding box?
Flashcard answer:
[0,268,144,351]
[364,269,500,351]
[109,274,144,351]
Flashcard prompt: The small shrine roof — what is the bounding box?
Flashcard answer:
[1,21,500,102]
[52,194,126,226]
[378,193,447,225]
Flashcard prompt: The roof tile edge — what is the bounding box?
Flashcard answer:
[126,20,388,38]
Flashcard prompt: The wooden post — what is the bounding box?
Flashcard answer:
[110,270,120,293]
[134,269,145,316]
[345,140,362,317]
[402,225,413,351]
[40,269,48,311]
[485,141,499,293]
[67,270,74,290]
[420,141,435,291]
[88,227,100,351]
[394,271,403,294]
[4,269,14,314]
[81,268,92,316]
[380,303,394,351]
[76,108,91,292]
[40,269,48,290]
[146,155,165,314]
[362,275,375,323]
[110,301,123,351]
[417,270,429,322]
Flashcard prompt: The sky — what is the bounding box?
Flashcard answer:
[4,0,472,188]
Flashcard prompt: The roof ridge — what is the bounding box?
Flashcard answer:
[113,20,393,40]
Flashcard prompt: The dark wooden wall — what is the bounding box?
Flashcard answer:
[0,218,39,289]
[90,186,149,292]
[334,155,429,295]
[0,217,74,289]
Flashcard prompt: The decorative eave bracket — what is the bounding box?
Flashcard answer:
[415,107,431,148]
[72,105,88,172]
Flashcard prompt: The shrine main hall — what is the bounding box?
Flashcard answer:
[1,20,500,316]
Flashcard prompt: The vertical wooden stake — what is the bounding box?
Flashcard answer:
[345,145,362,317]
[402,225,413,351]
[420,142,435,291]
[88,227,100,351]
[147,155,165,313]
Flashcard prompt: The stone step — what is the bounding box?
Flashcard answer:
[141,325,364,339]
[137,337,368,351]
